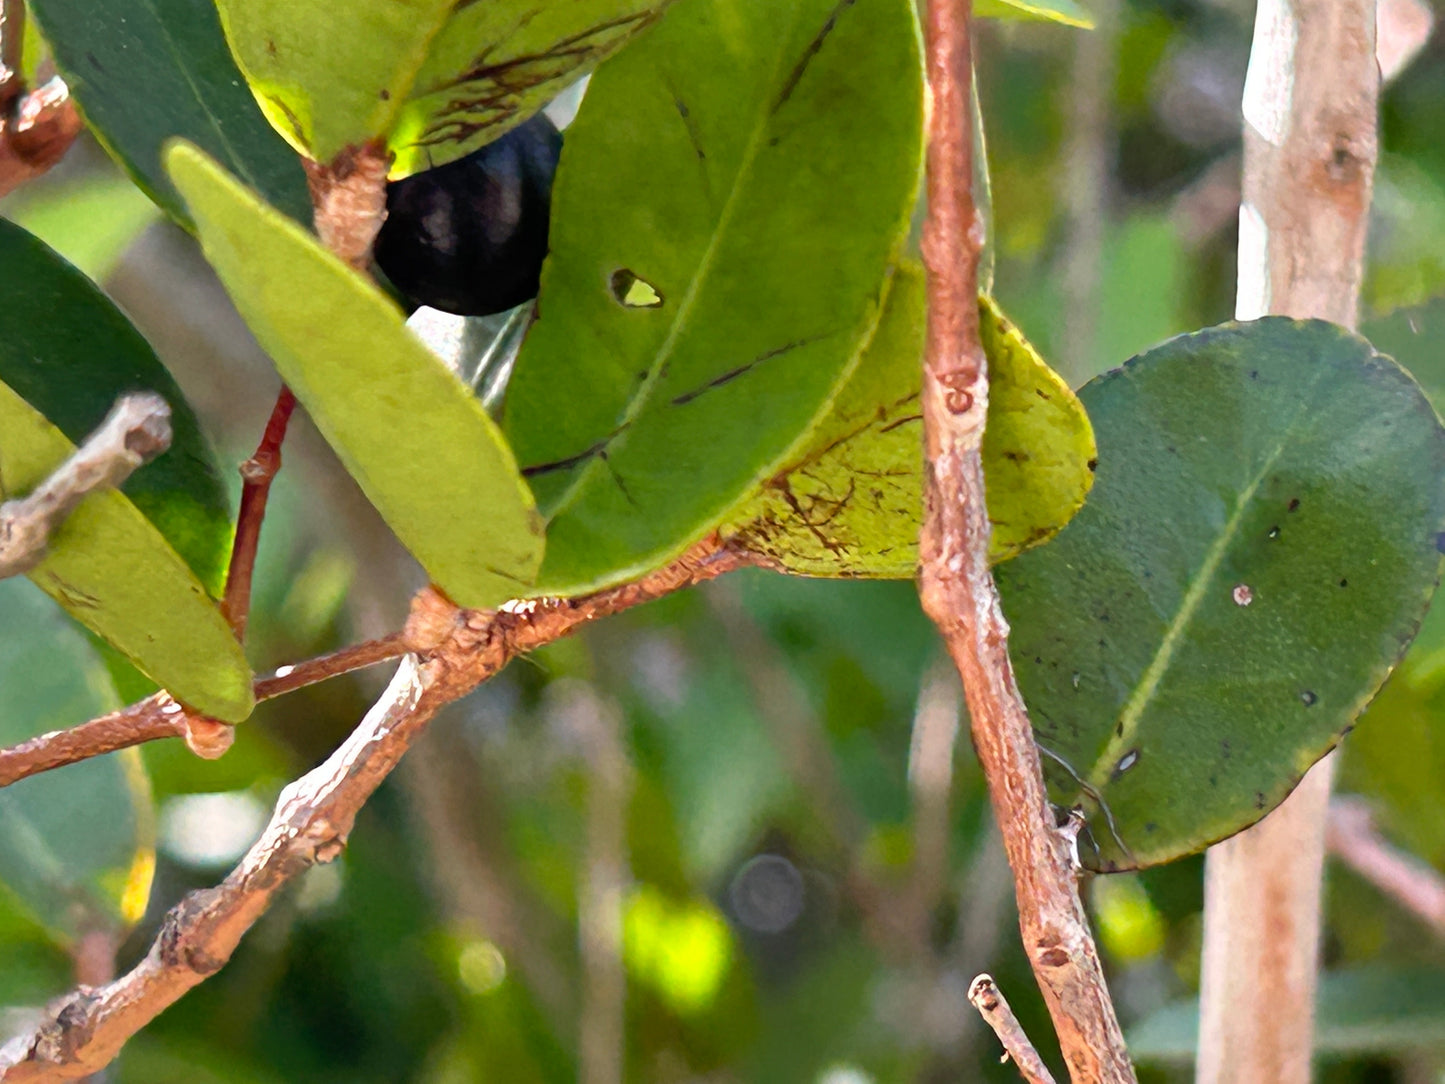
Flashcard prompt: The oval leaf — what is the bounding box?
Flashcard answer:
[166,142,545,609]
[389,1,673,178]
[0,578,155,944]
[0,218,232,592]
[996,319,1445,870]
[0,222,251,721]
[504,0,925,596]
[721,264,1096,575]
[28,0,310,225]
[216,0,458,165]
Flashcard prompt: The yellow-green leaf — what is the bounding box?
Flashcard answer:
[0,386,252,720]
[976,0,1093,28]
[721,264,1096,575]
[166,142,545,609]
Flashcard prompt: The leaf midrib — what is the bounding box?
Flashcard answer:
[543,4,808,521]
[1084,375,1319,791]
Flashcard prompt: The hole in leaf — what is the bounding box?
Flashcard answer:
[1113,749,1140,778]
[1300,690,1318,706]
[610,269,664,308]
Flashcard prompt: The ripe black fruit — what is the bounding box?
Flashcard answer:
[375,114,562,317]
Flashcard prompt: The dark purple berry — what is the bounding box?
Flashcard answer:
[375,114,562,317]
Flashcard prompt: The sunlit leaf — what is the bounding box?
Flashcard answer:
[721,264,1095,575]
[28,0,310,225]
[167,142,545,609]
[0,219,251,721]
[975,0,1094,28]
[997,319,1445,870]
[504,0,926,596]
[0,578,155,945]
[389,1,673,178]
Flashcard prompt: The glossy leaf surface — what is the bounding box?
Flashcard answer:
[0,220,251,720]
[997,319,1445,869]
[0,579,154,944]
[28,0,310,225]
[389,1,672,178]
[722,264,1096,575]
[504,0,925,596]
[168,143,545,608]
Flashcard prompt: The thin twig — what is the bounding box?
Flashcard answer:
[1326,796,1445,938]
[903,661,963,960]
[222,385,297,641]
[969,975,1059,1084]
[916,1,1134,1080]
[0,633,409,789]
[1198,3,1379,1081]
[0,0,24,110]
[0,394,172,580]
[301,143,391,271]
[0,539,747,1082]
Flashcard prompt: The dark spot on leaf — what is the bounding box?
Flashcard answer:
[1288,497,1301,512]
[1034,656,1042,664]
[610,269,664,308]
[1115,722,1124,738]
[1034,388,1051,401]
[1268,525,1280,539]
[1003,450,1030,463]
[380,88,391,101]
[1300,690,1317,706]
[1221,739,1231,758]
[1256,792,1268,809]
[1087,458,1098,472]
[266,39,278,57]
[1144,822,1157,833]
[87,52,104,72]
[1249,370,1258,380]
[1339,578,1348,588]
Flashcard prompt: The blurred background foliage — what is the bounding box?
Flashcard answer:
[4,0,1445,1081]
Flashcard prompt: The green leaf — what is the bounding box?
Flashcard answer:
[0,219,251,721]
[1129,966,1445,1063]
[504,0,926,596]
[0,578,155,944]
[388,1,674,178]
[167,142,545,609]
[28,0,311,226]
[996,319,1445,870]
[721,264,1096,575]
[216,0,456,165]
[1,167,159,282]
[975,0,1094,28]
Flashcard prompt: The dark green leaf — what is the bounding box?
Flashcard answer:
[28,0,311,225]
[504,0,925,596]
[167,142,545,609]
[0,219,252,721]
[997,319,1445,870]
[721,264,1096,574]
[0,579,154,944]
[1129,966,1445,1062]
[389,1,674,178]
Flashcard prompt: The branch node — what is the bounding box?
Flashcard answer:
[182,714,234,761]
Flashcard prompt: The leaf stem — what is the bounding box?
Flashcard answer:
[222,384,297,641]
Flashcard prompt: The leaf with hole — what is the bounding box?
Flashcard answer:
[996,319,1445,870]
[504,0,925,596]
[167,142,545,609]
[28,0,311,225]
[975,0,1093,27]
[721,263,1096,575]
[0,578,155,945]
[0,219,251,721]
[388,1,674,178]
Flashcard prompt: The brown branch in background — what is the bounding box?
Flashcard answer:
[0,539,747,1082]
[222,385,298,641]
[0,394,172,580]
[917,0,1133,1080]
[1197,3,1379,1081]
[0,633,409,790]
[0,0,82,200]
[968,975,1059,1084]
[1326,796,1445,938]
